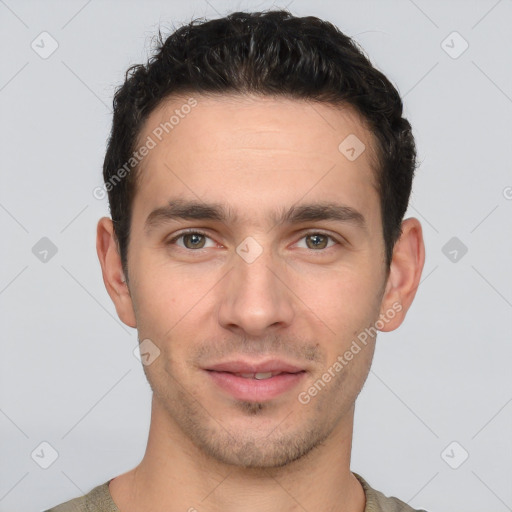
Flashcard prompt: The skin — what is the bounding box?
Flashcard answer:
[97,93,425,512]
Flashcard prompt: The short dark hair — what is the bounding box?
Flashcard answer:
[103,10,417,278]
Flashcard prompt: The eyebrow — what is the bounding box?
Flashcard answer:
[144,198,366,233]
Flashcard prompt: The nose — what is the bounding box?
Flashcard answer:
[217,243,295,337]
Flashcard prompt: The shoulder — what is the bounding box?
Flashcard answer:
[353,472,430,512]
[43,480,118,512]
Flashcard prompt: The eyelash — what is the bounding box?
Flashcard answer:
[166,229,342,252]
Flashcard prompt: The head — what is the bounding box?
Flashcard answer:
[103,10,417,277]
[97,10,424,469]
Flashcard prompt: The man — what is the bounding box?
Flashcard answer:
[46,9,426,512]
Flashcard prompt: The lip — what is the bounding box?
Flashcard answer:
[205,359,304,374]
[204,358,306,402]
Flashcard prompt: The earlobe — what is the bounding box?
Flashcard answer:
[378,217,425,332]
[96,217,137,328]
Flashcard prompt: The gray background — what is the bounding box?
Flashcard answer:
[1,0,511,510]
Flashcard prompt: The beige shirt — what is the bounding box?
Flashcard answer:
[44,472,428,511]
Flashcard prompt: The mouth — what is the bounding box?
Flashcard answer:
[203,359,307,401]
[222,371,295,380]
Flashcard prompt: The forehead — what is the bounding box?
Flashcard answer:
[138,93,377,168]
[131,93,381,229]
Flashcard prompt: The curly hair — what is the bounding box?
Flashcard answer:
[103,10,417,277]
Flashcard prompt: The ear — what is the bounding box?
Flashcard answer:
[378,217,425,332]
[96,217,137,328]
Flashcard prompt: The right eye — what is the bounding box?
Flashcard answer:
[166,230,217,250]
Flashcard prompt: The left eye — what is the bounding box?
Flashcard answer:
[297,233,338,250]
[167,231,338,251]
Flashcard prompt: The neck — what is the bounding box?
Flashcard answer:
[109,396,365,512]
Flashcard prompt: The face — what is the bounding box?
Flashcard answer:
[105,94,404,468]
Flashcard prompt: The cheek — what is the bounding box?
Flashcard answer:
[129,260,223,380]
[292,264,382,330]
[129,253,209,332]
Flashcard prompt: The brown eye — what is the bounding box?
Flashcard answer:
[305,233,331,250]
[167,230,215,250]
[181,233,207,249]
